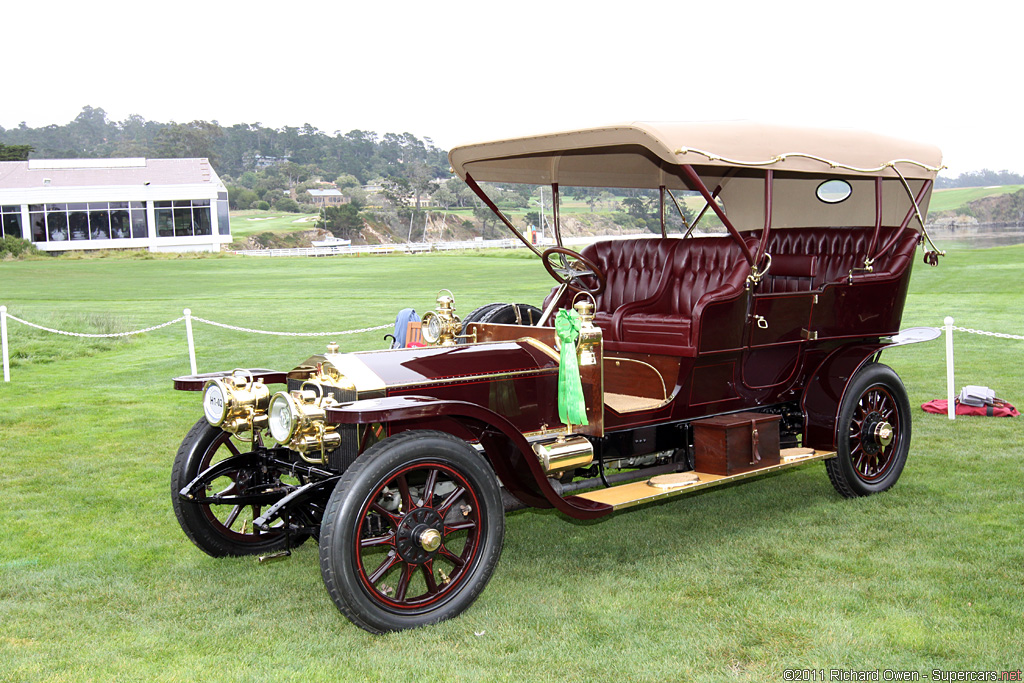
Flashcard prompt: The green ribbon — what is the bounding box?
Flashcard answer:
[555,309,589,427]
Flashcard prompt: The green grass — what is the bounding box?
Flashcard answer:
[928,185,1024,213]
[228,210,319,238]
[1,247,1022,681]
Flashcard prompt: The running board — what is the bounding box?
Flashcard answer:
[572,449,837,511]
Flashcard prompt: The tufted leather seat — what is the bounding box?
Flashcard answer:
[543,237,753,355]
[745,226,920,293]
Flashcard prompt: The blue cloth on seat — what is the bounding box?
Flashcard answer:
[391,308,420,348]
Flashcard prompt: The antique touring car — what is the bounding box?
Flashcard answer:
[172,122,945,633]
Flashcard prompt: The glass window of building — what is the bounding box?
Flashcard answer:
[130,202,147,238]
[1,205,22,238]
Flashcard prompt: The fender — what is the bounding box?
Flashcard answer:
[800,343,885,450]
[800,327,939,450]
[327,395,612,521]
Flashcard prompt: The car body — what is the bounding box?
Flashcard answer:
[172,121,945,633]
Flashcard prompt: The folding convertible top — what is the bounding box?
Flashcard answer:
[449,121,944,188]
[449,122,944,233]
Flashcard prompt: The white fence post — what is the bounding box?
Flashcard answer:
[1,305,9,383]
[944,316,955,420]
[184,308,198,376]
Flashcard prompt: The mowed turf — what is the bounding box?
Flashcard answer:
[0,246,1022,682]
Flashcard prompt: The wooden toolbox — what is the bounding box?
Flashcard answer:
[692,412,782,475]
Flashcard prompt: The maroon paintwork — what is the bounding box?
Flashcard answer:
[174,163,930,522]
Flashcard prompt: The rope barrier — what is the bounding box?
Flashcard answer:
[951,326,1024,341]
[4,313,185,338]
[190,316,390,338]
[942,317,1023,421]
[0,305,391,382]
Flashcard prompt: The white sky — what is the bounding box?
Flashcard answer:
[3,0,1021,176]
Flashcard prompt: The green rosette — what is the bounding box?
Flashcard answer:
[555,308,589,426]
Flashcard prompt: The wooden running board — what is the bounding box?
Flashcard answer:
[572,449,837,511]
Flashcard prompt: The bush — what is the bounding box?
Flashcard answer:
[255,201,271,211]
[0,236,40,259]
[273,198,300,213]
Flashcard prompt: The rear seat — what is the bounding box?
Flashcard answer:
[746,227,920,292]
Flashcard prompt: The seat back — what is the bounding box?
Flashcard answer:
[580,238,680,315]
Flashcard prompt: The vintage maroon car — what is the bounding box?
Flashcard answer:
[172,122,946,633]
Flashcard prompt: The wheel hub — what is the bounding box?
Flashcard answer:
[860,413,893,456]
[394,507,443,564]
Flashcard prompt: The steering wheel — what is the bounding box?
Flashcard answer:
[541,247,606,295]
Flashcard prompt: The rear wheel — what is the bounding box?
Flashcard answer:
[825,363,911,498]
[319,430,504,633]
[478,303,543,326]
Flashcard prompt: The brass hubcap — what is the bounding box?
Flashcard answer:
[418,528,442,552]
[873,421,894,448]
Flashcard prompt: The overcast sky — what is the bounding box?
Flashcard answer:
[3,0,1021,176]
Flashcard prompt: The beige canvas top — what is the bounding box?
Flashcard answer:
[449,121,943,187]
[449,122,943,231]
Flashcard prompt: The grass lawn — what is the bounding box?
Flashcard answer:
[1,245,1022,682]
[228,210,319,238]
[928,185,1024,213]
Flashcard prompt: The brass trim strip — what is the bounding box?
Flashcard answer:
[573,450,837,510]
[387,367,557,391]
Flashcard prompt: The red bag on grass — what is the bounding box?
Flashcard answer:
[921,399,1019,417]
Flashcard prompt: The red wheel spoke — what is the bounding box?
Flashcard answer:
[444,520,477,533]
[368,551,399,584]
[360,533,395,548]
[396,475,412,513]
[421,562,439,595]
[437,486,467,516]
[369,503,400,527]
[224,440,241,457]
[394,563,415,601]
[438,546,467,568]
[420,468,439,507]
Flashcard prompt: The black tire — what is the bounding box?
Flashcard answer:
[171,418,302,557]
[825,363,911,498]
[319,430,505,633]
[478,303,543,326]
[457,303,505,344]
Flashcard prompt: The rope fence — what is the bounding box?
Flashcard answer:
[0,305,390,382]
[943,317,1024,421]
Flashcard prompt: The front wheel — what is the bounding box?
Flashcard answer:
[319,430,504,633]
[171,418,302,557]
[825,363,911,498]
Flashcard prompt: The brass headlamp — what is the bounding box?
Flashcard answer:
[420,289,462,346]
[267,381,341,463]
[202,370,270,436]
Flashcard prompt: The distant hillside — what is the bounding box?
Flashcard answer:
[929,187,1024,226]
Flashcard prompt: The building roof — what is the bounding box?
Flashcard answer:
[308,189,343,197]
[0,158,220,190]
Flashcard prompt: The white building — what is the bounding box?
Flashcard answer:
[0,157,231,253]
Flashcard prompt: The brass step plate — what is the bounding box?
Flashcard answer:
[573,449,837,510]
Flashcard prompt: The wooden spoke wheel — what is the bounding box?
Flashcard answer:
[825,363,912,498]
[319,430,504,633]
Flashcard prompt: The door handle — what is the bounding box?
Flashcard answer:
[753,315,768,329]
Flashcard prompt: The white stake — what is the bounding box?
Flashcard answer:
[944,316,955,420]
[1,306,9,382]
[184,308,198,375]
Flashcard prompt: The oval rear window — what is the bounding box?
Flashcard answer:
[816,179,852,204]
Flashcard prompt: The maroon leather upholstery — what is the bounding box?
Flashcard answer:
[543,237,753,355]
[745,227,919,292]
